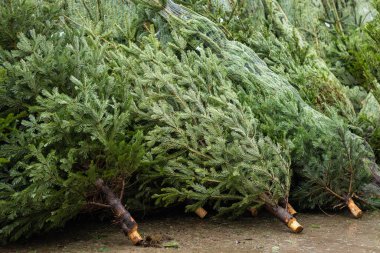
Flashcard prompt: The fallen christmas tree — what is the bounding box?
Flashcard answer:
[272,0,380,159]
[174,0,380,170]
[1,0,380,247]
[0,0,149,244]
[0,0,301,244]
[135,0,380,215]
[178,0,356,120]
[109,39,301,231]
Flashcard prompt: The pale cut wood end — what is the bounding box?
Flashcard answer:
[287,218,303,233]
[195,207,207,219]
[347,198,363,218]
[128,230,143,245]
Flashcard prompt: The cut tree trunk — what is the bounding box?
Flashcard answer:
[346,198,363,218]
[265,204,303,233]
[95,179,143,245]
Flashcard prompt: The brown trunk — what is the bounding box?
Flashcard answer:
[95,179,143,245]
[265,204,303,233]
[347,198,363,218]
[195,207,208,218]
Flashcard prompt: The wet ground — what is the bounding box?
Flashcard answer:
[1,210,379,253]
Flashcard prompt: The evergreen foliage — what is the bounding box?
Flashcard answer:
[0,0,380,245]
[175,0,355,120]
[114,39,291,216]
[0,0,290,242]
[136,0,379,210]
[178,0,380,162]
[275,0,380,159]
[0,0,146,243]
[0,0,66,51]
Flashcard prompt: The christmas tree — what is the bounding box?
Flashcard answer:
[111,37,300,231]
[176,0,380,163]
[0,0,147,244]
[1,0,379,246]
[0,0,301,243]
[176,0,356,120]
[135,0,380,215]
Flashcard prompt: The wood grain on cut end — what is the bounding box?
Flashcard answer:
[287,218,303,233]
[195,207,207,219]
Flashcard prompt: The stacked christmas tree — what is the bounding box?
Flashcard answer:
[0,0,379,247]
[116,38,300,230]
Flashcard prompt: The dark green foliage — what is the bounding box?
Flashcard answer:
[283,0,380,160]
[179,0,380,163]
[357,93,380,161]
[1,29,84,114]
[352,1,380,160]
[279,0,379,90]
[179,0,380,203]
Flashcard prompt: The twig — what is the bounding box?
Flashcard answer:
[332,202,346,210]
[353,194,371,206]
[87,201,111,208]
[226,0,239,25]
[318,205,335,217]
[120,176,126,200]
[325,186,345,201]
[97,0,102,21]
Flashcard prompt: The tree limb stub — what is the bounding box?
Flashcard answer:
[95,179,143,245]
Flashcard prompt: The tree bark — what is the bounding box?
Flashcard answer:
[265,204,303,233]
[95,179,143,245]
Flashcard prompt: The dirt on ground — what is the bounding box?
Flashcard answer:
[1,210,379,253]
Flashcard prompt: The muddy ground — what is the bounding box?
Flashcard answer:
[1,210,379,253]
